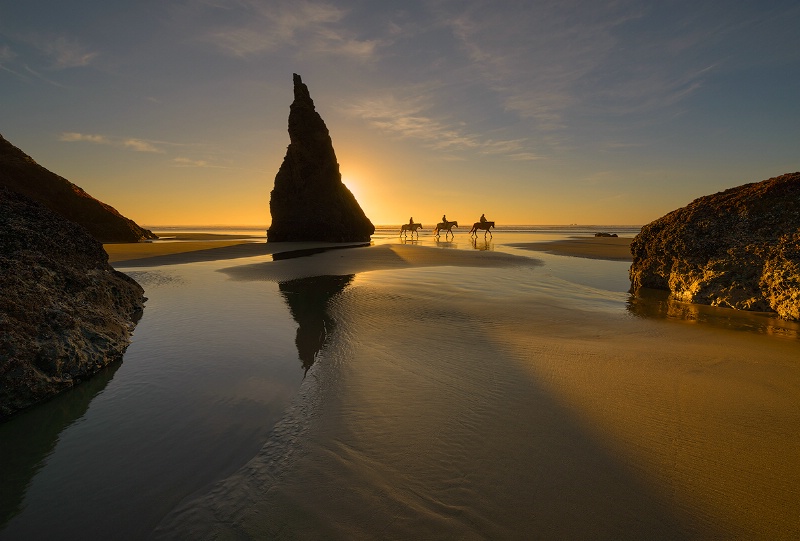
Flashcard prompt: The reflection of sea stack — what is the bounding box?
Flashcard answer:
[0,133,156,243]
[267,74,374,242]
[278,274,354,374]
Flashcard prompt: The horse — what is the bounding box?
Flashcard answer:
[434,220,458,238]
[400,222,422,238]
[469,221,495,237]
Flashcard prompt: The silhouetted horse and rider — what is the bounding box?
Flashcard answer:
[401,217,422,238]
[434,214,458,238]
[403,213,494,238]
[470,213,495,237]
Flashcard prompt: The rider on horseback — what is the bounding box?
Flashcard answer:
[442,214,448,225]
[479,213,487,223]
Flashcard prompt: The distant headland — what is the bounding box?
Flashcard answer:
[0,133,156,243]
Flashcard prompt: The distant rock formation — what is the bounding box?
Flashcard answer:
[267,74,374,242]
[629,173,800,320]
[0,188,146,419]
[0,133,156,243]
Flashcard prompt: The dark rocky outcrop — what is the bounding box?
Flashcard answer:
[0,133,156,243]
[629,173,800,320]
[267,74,374,242]
[0,188,146,419]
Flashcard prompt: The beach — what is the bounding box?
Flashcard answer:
[3,229,799,540]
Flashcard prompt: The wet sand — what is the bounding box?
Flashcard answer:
[509,235,633,261]
[104,232,263,265]
[105,234,633,266]
[129,237,800,540]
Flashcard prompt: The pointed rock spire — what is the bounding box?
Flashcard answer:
[267,74,374,242]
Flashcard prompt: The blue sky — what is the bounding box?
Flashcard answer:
[1,0,798,226]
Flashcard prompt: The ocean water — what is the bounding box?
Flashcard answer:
[2,228,798,540]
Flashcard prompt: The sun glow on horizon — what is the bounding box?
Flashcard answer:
[340,168,394,225]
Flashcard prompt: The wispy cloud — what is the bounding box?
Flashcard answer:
[40,36,98,69]
[0,45,16,64]
[441,2,717,131]
[0,45,27,79]
[23,65,66,87]
[59,131,265,170]
[0,35,96,86]
[171,156,269,172]
[59,132,110,144]
[344,94,541,161]
[445,3,626,126]
[123,139,162,153]
[173,157,211,167]
[197,0,379,60]
[59,132,165,153]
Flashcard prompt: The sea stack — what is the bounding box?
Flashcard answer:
[629,172,800,320]
[267,74,374,242]
[0,133,156,243]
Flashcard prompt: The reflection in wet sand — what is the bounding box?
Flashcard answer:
[434,239,458,249]
[278,275,355,374]
[470,237,494,251]
[0,363,120,528]
[628,287,800,339]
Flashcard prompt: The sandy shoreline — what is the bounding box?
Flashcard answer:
[509,235,633,261]
[104,234,633,265]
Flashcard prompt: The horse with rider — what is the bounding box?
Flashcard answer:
[402,213,494,238]
[469,213,495,237]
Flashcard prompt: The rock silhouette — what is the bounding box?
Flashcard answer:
[629,172,800,320]
[0,133,156,243]
[0,188,146,419]
[268,74,374,242]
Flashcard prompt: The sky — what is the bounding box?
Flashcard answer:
[1,0,799,227]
